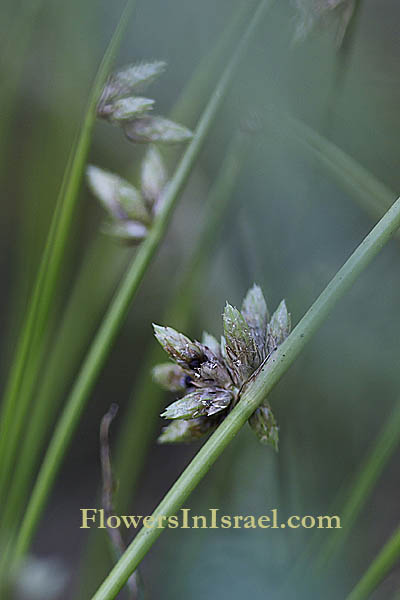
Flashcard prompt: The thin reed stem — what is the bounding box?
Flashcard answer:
[316,400,400,568]
[283,399,400,592]
[2,238,130,533]
[0,0,138,505]
[346,525,400,600]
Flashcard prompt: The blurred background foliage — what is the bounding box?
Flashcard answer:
[1,0,400,598]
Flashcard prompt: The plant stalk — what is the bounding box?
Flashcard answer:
[316,400,400,568]
[346,525,400,600]
[2,238,131,533]
[0,0,137,505]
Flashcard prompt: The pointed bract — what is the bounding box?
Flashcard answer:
[123,115,193,144]
[141,145,168,205]
[242,284,268,330]
[220,335,228,363]
[201,331,221,358]
[87,166,150,224]
[241,284,269,354]
[161,388,232,419]
[267,299,291,352]
[153,325,206,370]
[248,403,279,451]
[106,97,155,122]
[99,61,166,106]
[223,303,260,384]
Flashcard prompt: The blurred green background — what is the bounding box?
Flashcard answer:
[1,0,400,598]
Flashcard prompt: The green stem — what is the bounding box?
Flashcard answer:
[2,237,131,533]
[0,0,137,504]
[283,399,400,592]
[0,0,46,171]
[11,0,272,563]
[316,400,400,568]
[346,525,400,600]
[91,196,400,600]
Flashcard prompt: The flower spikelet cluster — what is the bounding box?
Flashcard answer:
[86,61,192,244]
[153,285,291,450]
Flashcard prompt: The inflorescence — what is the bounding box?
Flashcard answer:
[153,285,291,450]
[87,61,193,244]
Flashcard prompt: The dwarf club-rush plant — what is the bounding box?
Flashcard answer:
[153,285,289,450]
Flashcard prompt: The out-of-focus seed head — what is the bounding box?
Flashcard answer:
[161,388,232,420]
[91,59,191,248]
[99,61,167,108]
[141,145,168,206]
[103,97,155,123]
[248,403,279,451]
[158,417,216,444]
[123,115,193,144]
[152,363,188,392]
[12,555,68,600]
[101,220,148,244]
[86,166,151,225]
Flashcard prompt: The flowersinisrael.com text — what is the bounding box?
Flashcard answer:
[80,508,341,530]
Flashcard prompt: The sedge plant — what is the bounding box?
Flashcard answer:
[2,3,399,599]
